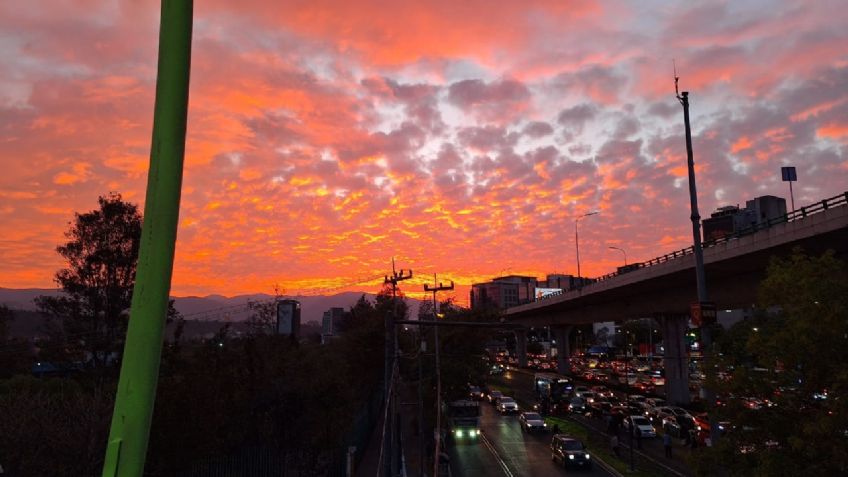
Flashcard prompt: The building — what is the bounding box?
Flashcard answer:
[320,307,345,344]
[470,275,537,310]
[702,195,787,241]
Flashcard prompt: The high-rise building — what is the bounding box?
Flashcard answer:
[702,195,787,241]
[320,307,345,344]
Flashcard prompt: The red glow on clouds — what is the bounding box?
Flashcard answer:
[1,1,847,304]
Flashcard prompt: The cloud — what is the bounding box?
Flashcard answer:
[1,0,846,301]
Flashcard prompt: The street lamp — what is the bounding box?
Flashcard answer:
[575,211,600,286]
[608,246,627,266]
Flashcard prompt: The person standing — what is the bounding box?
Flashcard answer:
[663,432,673,458]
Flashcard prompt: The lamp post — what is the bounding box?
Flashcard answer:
[575,211,600,287]
[608,246,627,266]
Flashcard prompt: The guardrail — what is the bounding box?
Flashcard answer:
[527,191,848,304]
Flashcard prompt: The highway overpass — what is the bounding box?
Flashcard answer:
[504,192,848,404]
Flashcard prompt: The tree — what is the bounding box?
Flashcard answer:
[0,304,12,341]
[35,193,142,368]
[693,249,848,476]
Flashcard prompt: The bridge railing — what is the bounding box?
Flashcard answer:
[527,191,848,304]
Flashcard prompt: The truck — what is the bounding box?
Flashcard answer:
[533,372,574,415]
[444,399,481,443]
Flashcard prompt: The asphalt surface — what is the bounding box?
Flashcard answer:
[494,369,693,477]
[448,403,616,477]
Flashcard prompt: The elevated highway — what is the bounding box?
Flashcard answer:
[504,192,848,404]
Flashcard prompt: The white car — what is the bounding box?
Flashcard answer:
[624,415,656,438]
[497,397,519,414]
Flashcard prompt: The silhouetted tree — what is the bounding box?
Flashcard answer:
[692,249,848,476]
[0,304,12,341]
[35,193,141,368]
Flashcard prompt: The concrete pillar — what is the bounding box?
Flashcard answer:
[515,330,528,368]
[553,326,573,375]
[661,315,690,406]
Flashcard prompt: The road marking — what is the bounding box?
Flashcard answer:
[479,432,516,477]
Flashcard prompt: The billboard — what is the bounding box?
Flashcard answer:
[276,300,301,336]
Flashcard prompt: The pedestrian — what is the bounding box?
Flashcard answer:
[663,432,673,458]
[610,435,620,458]
[552,423,560,434]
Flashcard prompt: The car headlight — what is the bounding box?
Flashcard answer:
[585,454,591,459]
[543,423,547,427]
[469,429,477,436]
[456,430,464,437]
[569,455,575,460]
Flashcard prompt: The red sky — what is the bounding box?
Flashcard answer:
[1,0,847,304]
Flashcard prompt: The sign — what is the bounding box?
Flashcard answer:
[781,166,797,182]
[691,302,717,327]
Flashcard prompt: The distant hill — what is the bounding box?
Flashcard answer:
[0,287,421,326]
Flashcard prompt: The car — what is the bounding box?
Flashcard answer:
[662,415,695,438]
[573,386,590,398]
[581,391,598,404]
[519,411,547,432]
[591,385,614,398]
[628,395,647,406]
[489,364,505,375]
[567,397,586,413]
[624,415,656,438]
[469,385,484,400]
[496,397,519,414]
[487,390,504,404]
[649,370,666,386]
[550,435,592,469]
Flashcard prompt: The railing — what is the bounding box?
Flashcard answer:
[526,191,848,305]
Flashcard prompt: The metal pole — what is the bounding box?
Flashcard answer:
[608,246,627,266]
[102,2,192,476]
[789,180,795,212]
[575,220,581,281]
[575,212,599,289]
[678,90,717,443]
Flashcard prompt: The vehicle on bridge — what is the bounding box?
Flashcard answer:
[444,400,481,444]
[533,372,574,415]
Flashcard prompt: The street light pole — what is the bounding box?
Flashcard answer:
[608,246,627,266]
[575,211,599,288]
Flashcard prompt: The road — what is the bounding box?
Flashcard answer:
[492,369,693,477]
[448,403,616,477]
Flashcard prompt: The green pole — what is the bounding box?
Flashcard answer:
[102,1,192,476]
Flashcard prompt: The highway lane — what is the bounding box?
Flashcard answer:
[449,402,615,477]
[494,369,693,477]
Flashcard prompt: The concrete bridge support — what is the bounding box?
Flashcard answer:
[515,329,527,368]
[552,326,573,375]
[661,315,690,406]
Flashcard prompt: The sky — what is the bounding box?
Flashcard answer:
[1,0,846,304]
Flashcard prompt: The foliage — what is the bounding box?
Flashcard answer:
[692,249,848,476]
[35,193,142,368]
[0,304,12,341]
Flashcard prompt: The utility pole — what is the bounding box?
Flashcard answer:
[102,2,192,477]
[425,274,454,477]
[676,69,717,443]
[384,260,412,477]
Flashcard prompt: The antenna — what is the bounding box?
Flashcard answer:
[673,59,681,98]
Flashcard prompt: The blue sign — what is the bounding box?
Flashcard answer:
[781,166,797,182]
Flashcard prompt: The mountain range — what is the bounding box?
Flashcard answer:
[0,287,421,325]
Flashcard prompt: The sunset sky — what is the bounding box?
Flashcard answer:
[1,0,846,304]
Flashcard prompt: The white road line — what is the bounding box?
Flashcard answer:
[479,432,516,477]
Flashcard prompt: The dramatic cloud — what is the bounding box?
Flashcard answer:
[0,0,846,303]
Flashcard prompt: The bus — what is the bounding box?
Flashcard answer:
[533,372,573,415]
[444,400,481,443]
